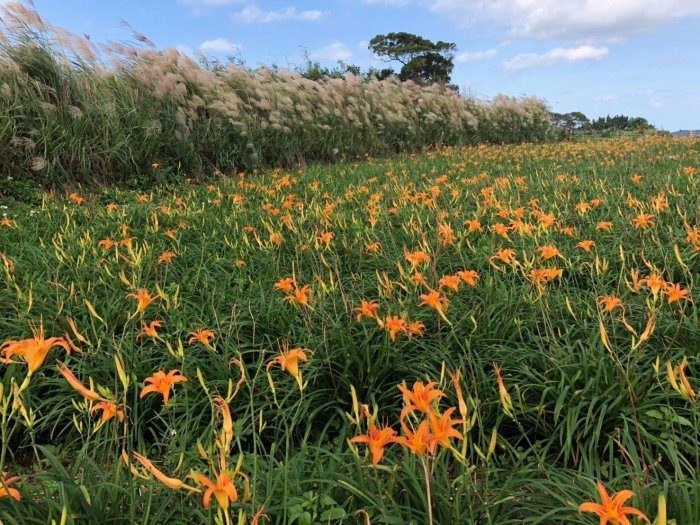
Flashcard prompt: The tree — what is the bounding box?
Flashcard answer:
[585,114,654,132]
[368,32,456,85]
[551,111,589,131]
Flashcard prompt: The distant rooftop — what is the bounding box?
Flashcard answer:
[671,130,700,137]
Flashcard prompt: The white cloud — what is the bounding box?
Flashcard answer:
[456,48,497,63]
[503,45,609,70]
[430,0,700,41]
[200,37,241,54]
[310,42,352,62]
[234,5,323,24]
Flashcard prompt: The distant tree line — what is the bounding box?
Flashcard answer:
[550,112,655,136]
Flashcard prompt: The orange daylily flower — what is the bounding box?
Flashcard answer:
[317,231,334,246]
[284,285,312,307]
[140,370,188,405]
[491,222,511,239]
[269,232,284,246]
[578,481,649,525]
[663,283,691,304]
[418,290,449,316]
[98,239,119,251]
[406,320,426,339]
[266,344,309,390]
[598,295,625,313]
[68,192,85,205]
[463,219,483,233]
[0,471,20,501]
[537,212,556,229]
[596,221,613,231]
[639,273,665,300]
[188,329,216,348]
[576,240,595,252]
[354,300,380,321]
[631,213,654,229]
[127,289,155,314]
[575,202,591,214]
[490,248,516,268]
[537,245,560,260]
[457,270,479,287]
[510,220,534,236]
[559,225,576,237]
[158,251,176,264]
[1,323,76,377]
[395,420,431,456]
[273,277,296,293]
[350,423,397,465]
[0,217,16,228]
[91,401,125,423]
[529,268,563,290]
[365,242,382,254]
[398,381,445,418]
[438,275,461,292]
[404,250,431,268]
[139,320,163,340]
[381,315,407,341]
[427,407,463,453]
[193,470,239,511]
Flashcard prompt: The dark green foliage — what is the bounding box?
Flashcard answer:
[368,32,457,85]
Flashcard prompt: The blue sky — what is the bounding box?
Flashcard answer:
[26,0,700,130]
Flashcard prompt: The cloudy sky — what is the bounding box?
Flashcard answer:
[28,0,700,130]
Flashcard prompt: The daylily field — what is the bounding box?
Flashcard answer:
[0,137,699,524]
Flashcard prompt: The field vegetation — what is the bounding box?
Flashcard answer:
[1,136,698,524]
[1,3,699,525]
[0,2,553,203]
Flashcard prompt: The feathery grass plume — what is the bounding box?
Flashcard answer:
[0,1,558,195]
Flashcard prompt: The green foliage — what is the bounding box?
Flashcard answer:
[550,112,657,140]
[368,32,457,85]
[0,137,698,523]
